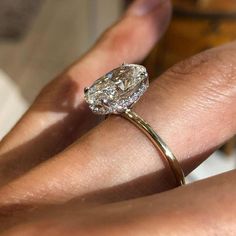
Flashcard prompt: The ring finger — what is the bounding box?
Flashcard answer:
[0,41,235,207]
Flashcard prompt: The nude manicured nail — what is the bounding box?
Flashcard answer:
[127,0,165,16]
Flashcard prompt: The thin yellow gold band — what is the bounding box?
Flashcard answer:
[121,109,185,186]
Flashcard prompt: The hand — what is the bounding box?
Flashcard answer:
[0,0,235,235]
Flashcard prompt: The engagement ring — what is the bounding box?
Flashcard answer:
[84,63,185,186]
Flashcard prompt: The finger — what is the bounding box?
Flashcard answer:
[0,0,172,185]
[2,170,236,235]
[1,41,235,206]
[72,170,236,236]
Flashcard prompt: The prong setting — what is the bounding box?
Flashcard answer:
[84,87,90,93]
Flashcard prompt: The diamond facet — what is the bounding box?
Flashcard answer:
[84,64,149,115]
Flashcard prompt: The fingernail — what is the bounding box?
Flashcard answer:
[127,0,165,16]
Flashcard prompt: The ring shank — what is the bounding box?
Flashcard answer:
[121,109,185,186]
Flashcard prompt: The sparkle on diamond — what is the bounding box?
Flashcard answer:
[84,64,149,115]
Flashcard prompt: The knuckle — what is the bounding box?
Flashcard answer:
[165,49,218,80]
[164,43,236,102]
[98,23,133,57]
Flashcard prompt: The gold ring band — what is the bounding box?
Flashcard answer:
[121,109,185,186]
[84,63,185,186]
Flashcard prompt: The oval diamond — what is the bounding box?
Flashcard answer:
[84,64,149,115]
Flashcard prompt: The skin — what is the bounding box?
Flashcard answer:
[0,0,236,235]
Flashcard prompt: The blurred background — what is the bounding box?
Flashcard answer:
[0,0,235,182]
